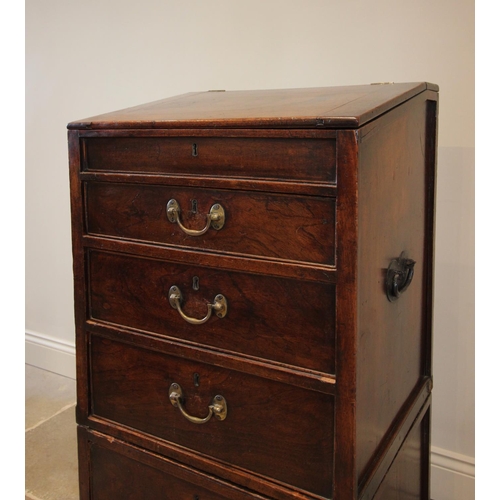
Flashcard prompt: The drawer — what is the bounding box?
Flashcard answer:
[85,182,336,265]
[88,250,336,374]
[85,430,264,499]
[90,335,335,498]
[82,136,336,183]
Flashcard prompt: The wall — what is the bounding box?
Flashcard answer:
[25,1,474,498]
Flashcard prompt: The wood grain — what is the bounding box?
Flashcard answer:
[90,335,335,498]
[86,429,268,500]
[83,136,336,182]
[68,83,436,130]
[88,250,336,374]
[334,129,359,500]
[67,130,90,423]
[85,320,337,395]
[355,92,435,482]
[80,170,337,197]
[68,83,438,500]
[371,403,431,500]
[85,182,336,265]
[84,417,325,500]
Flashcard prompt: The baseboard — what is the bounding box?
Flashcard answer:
[25,330,76,379]
[430,446,475,500]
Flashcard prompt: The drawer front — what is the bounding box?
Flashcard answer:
[82,136,336,182]
[90,335,335,498]
[87,432,262,500]
[85,182,336,265]
[88,250,336,374]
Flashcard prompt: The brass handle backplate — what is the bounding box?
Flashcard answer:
[169,285,227,325]
[168,383,227,424]
[166,199,225,236]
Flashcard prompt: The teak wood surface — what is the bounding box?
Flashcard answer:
[68,83,438,500]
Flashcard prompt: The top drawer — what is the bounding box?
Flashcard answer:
[81,136,336,183]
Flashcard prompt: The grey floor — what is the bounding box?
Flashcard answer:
[25,364,79,500]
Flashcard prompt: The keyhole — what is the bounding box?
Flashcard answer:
[192,276,199,290]
[191,199,198,213]
[192,143,198,157]
[193,373,200,387]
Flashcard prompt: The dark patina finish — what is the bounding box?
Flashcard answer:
[68,82,438,499]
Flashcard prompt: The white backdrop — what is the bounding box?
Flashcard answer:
[25,1,474,498]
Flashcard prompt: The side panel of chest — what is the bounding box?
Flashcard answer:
[355,92,437,495]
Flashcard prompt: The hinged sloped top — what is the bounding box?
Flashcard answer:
[67,82,438,130]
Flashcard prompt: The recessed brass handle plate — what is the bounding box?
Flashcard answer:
[166,199,225,236]
[169,285,227,325]
[168,383,227,424]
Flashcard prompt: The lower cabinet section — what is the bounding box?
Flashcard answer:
[88,334,335,498]
[80,428,267,499]
[79,407,431,500]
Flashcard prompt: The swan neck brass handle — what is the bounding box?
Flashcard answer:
[169,286,227,325]
[166,199,225,236]
[168,383,227,424]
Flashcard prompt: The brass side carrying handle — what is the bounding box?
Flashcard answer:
[385,252,416,302]
[169,286,227,325]
[168,383,227,424]
[166,199,225,236]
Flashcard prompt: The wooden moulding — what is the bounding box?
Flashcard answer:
[85,323,337,396]
[80,135,336,183]
[67,83,434,130]
[80,171,338,197]
[67,130,90,422]
[84,181,337,265]
[86,333,335,499]
[358,378,432,500]
[86,249,336,373]
[80,427,270,500]
[82,235,338,284]
[333,129,359,500]
[83,420,329,500]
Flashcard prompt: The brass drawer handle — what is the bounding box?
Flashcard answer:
[169,285,227,325]
[166,199,225,236]
[168,383,227,424]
